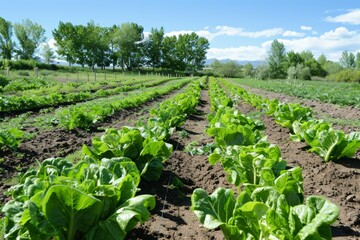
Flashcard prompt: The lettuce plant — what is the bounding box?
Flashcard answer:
[82,127,172,181]
[192,187,339,240]
[291,120,360,162]
[2,157,155,240]
[0,127,24,151]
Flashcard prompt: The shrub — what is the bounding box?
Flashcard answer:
[255,64,271,80]
[0,75,9,87]
[17,70,30,77]
[287,64,311,80]
[326,69,360,82]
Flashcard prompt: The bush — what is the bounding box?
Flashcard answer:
[17,71,30,77]
[255,64,271,80]
[287,64,311,80]
[326,69,360,82]
[0,75,9,87]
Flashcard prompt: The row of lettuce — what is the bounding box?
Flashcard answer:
[0,78,193,152]
[0,77,180,113]
[0,74,142,94]
[223,79,360,162]
[1,77,206,239]
[191,77,339,239]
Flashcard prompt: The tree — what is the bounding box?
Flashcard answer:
[161,35,178,71]
[267,39,287,79]
[210,60,242,78]
[222,60,242,78]
[243,63,254,77]
[107,25,120,71]
[0,17,14,59]
[300,50,324,76]
[82,21,110,70]
[194,36,210,71]
[323,61,343,75]
[174,32,209,72]
[144,27,164,69]
[255,64,271,80]
[356,52,360,70]
[287,64,311,80]
[339,50,355,68]
[14,19,45,60]
[317,54,327,67]
[41,43,55,64]
[114,22,144,71]
[286,51,303,68]
[53,21,79,66]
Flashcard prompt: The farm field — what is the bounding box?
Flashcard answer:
[125,77,360,240]
[232,79,360,132]
[1,75,360,239]
[0,73,193,202]
[234,78,360,108]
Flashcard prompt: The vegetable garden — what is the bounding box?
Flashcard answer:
[0,73,359,239]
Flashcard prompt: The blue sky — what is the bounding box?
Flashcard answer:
[1,0,360,61]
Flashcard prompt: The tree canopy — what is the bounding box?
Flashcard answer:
[0,16,14,60]
[14,19,45,60]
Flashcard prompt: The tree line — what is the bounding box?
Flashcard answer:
[209,40,360,82]
[258,40,360,81]
[0,17,209,73]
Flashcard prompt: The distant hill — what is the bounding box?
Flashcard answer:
[205,58,265,67]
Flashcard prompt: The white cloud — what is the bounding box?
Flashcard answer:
[301,26,312,31]
[165,30,193,37]
[165,25,284,41]
[214,25,283,38]
[283,31,305,37]
[261,27,360,61]
[206,27,360,62]
[325,9,360,25]
[207,46,267,61]
[321,27,357,39]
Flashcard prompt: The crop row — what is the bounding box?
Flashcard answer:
[0,77,179,113]
[1,73,141,95]
[5,75,164,97]
[191,77,339,239]
[234,78,360,108]
[1,77,206,239]
[222,79,360,162]
[54,77,194,130]
[0,76,59,93]
[0,78,192,151]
